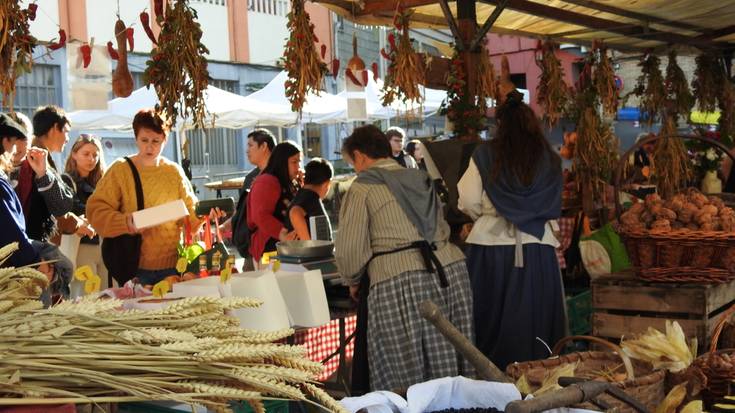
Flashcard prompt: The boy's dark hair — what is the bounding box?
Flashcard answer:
[32,105,69,137]
[384,126,406,141]
[304,158,333,185]
[248,128,276,151]
[342,125,391,160]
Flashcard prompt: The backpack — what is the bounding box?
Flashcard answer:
[230,186,251,258]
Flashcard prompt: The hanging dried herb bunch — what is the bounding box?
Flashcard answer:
[573,107,619,213]
[692,53,723,113]
[381,6,424,106]
[282,0,327,113]
[664,49,694,122]
[0,3,38,110]
[653,116,692,199]
[143,0,209,129]
[474,38,497,113]
[631,51,665,125]
[718,77,735,147]
[592,41,619,117]
[440,52,485,138]
[536,40,570,128]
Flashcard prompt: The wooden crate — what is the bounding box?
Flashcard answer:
[591,274,735,352]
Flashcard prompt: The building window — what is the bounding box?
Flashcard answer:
[0,64,61,118]
[252,0,288,16]
[188,79,241,167]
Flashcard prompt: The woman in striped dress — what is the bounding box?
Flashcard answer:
[335,125,474,392]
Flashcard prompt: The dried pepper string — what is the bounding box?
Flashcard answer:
[143,0,210,129]
[282,0,327,114]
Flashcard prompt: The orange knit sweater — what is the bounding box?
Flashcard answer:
[86,157,200,271]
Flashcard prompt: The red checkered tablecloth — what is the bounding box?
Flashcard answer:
[291,315,357,381]
[556,217,576,269]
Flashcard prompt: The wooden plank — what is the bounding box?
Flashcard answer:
[592,283,707,315]
[705,281,735,315]
[469,0,510,51]
[437,0,465,50]
[419,54,450,90]
[593,313,708,344]
[557,0,706,32]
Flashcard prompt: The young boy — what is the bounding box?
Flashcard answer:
[284,158,333,241]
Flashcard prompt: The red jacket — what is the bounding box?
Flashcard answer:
[247,173,287,260]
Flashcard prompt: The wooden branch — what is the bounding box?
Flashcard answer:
[437,0,464,50]
[558,0,706,32]
[469,0,510,51]
[477,0,727,49]
[697,24,735,41]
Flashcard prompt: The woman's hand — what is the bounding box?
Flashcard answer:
[279,229,298,242]
[126,213,139,234]
[76,217,96,238]
[26,147,48,177]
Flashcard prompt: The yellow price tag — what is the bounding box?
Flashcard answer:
[272,259,281,272]
[220,268,232,283]
[152,280,170,298]
[74,265,94,281]
[84,273,101,294]
[176,257,188,274]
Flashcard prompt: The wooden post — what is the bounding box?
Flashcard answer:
[457,0,478,96]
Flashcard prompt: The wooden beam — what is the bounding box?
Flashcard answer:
[469,0,510,51]
[557,0,706,33]
[437,0,465,50]
[478,0,725,49]
[697,25,735,41]
[361,0,437,15]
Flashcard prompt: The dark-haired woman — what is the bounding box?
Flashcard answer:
[246,141,302,266]
[458,91,565,370]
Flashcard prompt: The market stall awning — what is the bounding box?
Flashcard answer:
[315,0,735,52]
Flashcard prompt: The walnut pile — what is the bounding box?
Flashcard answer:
[620,188,735,232]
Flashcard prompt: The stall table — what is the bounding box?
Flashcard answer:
[204,177,244,198]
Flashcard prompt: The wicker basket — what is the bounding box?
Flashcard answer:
[691,304,735,407]
[614,134,735,283]
[506,336,666,413]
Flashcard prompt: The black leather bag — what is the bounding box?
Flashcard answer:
[102,157,144,287]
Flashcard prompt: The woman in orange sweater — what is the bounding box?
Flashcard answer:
[86,110,202,285]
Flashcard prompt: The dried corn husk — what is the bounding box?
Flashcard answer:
[655,383,688,413]
[681,400,703,413]
[533,362,577,396]
[621,320,696,373]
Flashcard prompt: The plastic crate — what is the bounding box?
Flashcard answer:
[567,289,592,336]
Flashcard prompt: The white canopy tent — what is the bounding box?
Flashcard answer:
[68,85,263,132]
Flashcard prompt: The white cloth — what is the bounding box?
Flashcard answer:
[340,376,599,413]
[458,158,559,248]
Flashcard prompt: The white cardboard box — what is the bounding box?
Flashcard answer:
[275,269,330,328]
[132,199,188,229]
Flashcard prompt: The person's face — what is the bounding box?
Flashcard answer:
[1,137,17,155]
[48,123,70,153]
[287,152,302,181]
[389,135,403,155]
[413,145,424,161]
[136,128,167,161]
[72,142,100,176]
[247,137,270,166]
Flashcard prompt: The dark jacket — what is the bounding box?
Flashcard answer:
[0,171,39,267]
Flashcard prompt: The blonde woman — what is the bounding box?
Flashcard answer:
[63,134,106,286]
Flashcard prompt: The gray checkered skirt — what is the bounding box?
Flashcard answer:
[367,259,475,391]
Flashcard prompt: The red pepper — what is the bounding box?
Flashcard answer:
[346,68,363,87]
[313,33,320,43]
[80,43,92,68]
[361,70,368,86]
[393,14,402,31]
[28,3,38,21]
[320,44,327,60]
[47,29,66,50]
[107,41,119,60]
[126,27,134,52]
[388,33,396,50]
[154,0,164,19]
[331,59,340,77]
[380,48,391,60]
[140,12,158,45]
[371,62,379,81]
